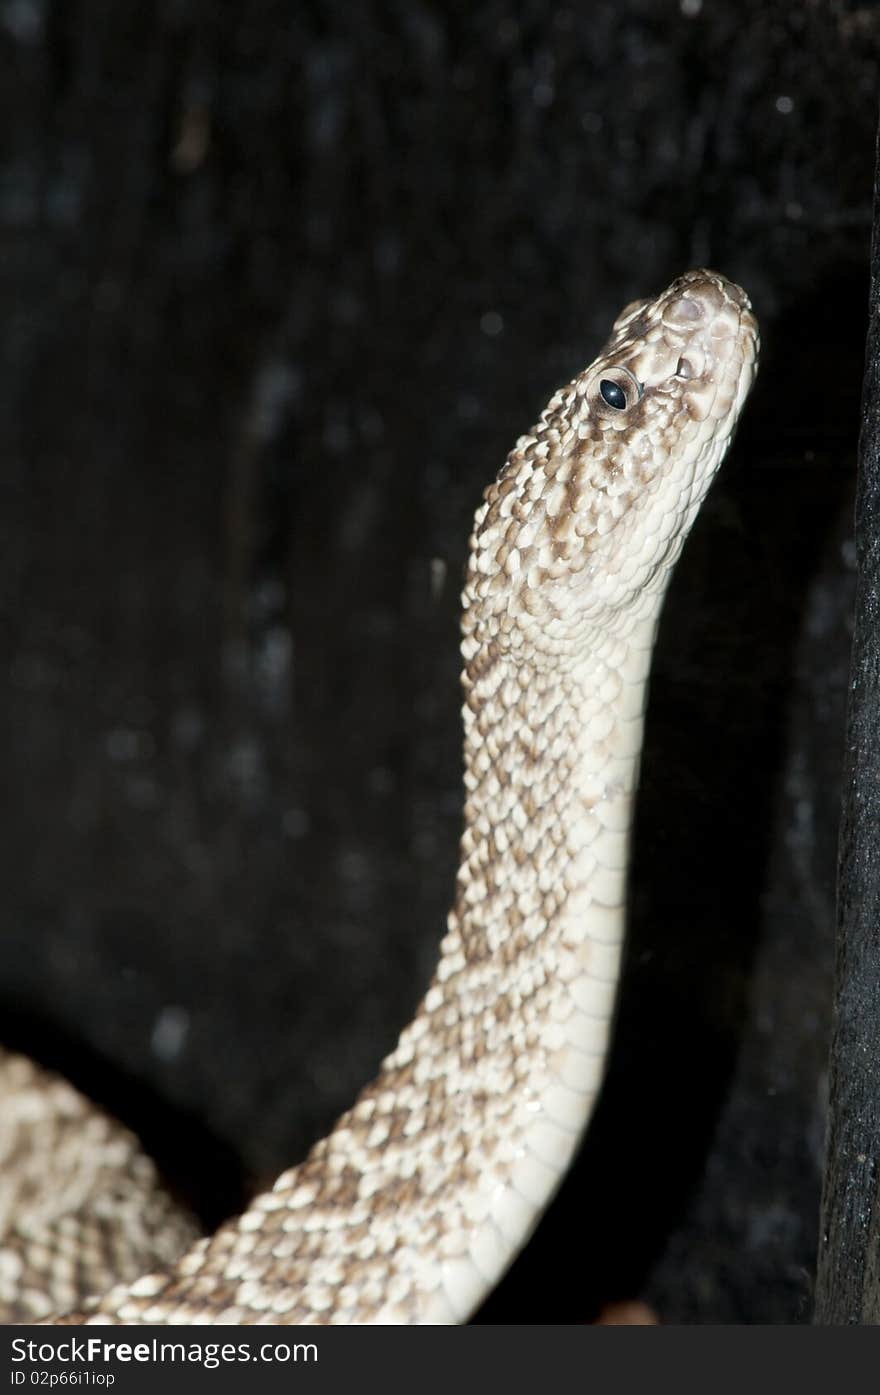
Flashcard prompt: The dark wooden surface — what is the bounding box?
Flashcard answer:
[815,120,880,1326]
[0,1,877,1322]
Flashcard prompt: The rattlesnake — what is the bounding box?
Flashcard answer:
[0,269,759,1324]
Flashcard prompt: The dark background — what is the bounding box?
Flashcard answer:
[0,0,875,1323]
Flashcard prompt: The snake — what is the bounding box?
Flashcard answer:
[0,269,759,1324]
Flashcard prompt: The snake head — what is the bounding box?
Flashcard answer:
[464,269,759,654]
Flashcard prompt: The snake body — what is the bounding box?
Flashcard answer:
[1,270,758,1324]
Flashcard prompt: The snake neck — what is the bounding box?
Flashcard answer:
[450,601,659,976]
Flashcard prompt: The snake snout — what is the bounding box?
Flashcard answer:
[662,271,744,334]
[657,272,757,400]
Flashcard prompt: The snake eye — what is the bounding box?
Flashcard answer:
[592,367,642,415]
[599,379,628,410]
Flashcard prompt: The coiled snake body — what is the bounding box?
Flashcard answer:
[0,270,758,1324]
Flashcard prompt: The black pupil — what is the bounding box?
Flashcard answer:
[600,378,628,410]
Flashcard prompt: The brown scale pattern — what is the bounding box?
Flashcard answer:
[0,1052,198,1321]
[68,654,609,1323]
[1,271,759,1324]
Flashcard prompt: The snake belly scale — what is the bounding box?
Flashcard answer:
[0,270,758,1324]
